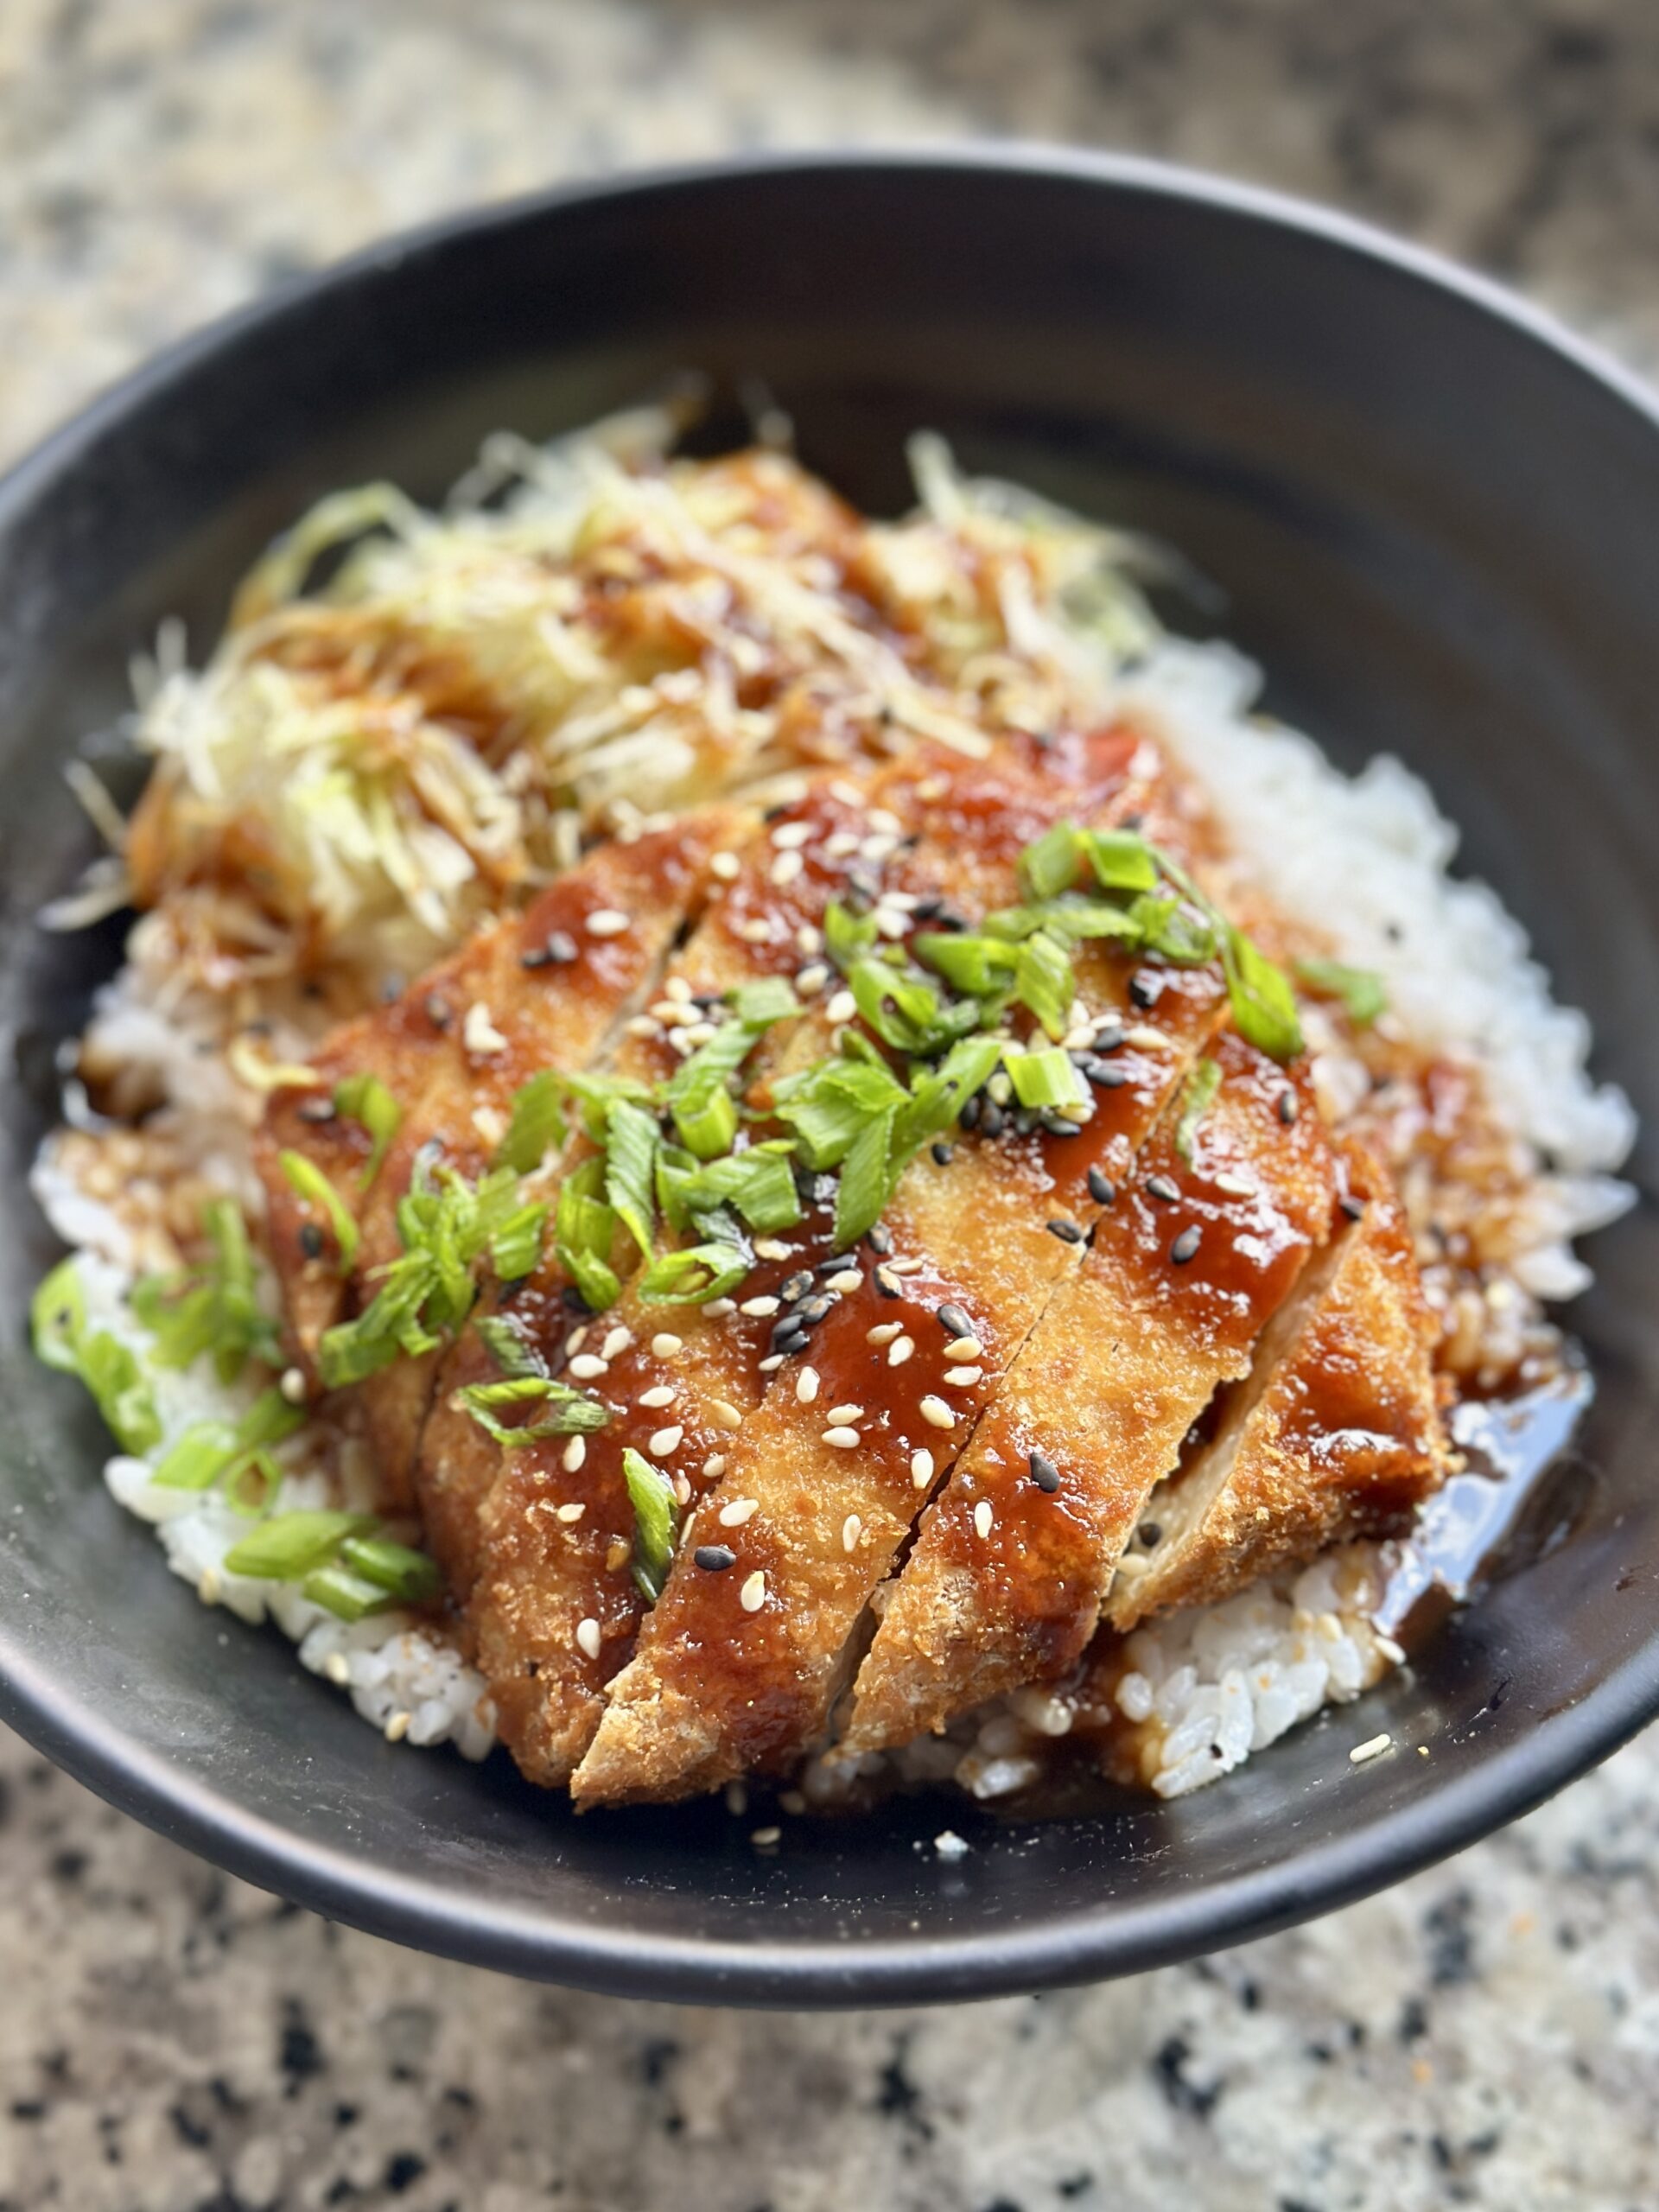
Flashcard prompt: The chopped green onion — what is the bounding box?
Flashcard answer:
[152,1420,240,1491]
[661,1143,803,1234]
[30,1257,162,1453]
[131,1198,283,1382]
[333,1071,402,1189]
[1174,1056,1223,1164]
[338,1534,443,1602]
[833,1104,897,1247]
[474,1312,546,1379]
[621,1446,681,1605]
[554,1155,620,1311]
[1223,930,1304,1062]
[1014,930,1076,1039]
[451,1373,611,1446]
[636,1230,753,1306]
[602,1098,659,1260]
[1084,827,1160,893]
[223,1510,372,1581]
[493,1070,566,1173]
[487,1199,549,1283]
[1019,821,1084,900]
[1295,958,1387,1028]
[823,899,878,971]
[278,1151,359,1272]
[301,1562,397,1621]
[728,976,799,1025]
[912,931,1020,998]
[1007,1046,1086,1110]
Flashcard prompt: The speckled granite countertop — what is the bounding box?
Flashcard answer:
[3,3,1658,2208]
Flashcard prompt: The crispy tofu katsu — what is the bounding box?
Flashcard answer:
[253,726,1454,1807]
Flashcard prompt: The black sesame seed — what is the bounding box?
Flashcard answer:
[772,1328,810,1358]
[959,1094,982,1131]
[1340,1194,1367,1221]
[1170,1225,1203,1265]
[518,944,553,970]
[298,1223,324,1260]
[1086,1060,1128,1089]
[931,1141,954,1166]
[866,1224,893,1255]
[1046,1218,1084,1243]
[1146,1173,1180,1205]
[1139,1521,1162,1548]
[980,1102,1006,1140]
[929,905,970,933]
[1039,1110,1078,1137]
[779,1271,813,1306]
[796,1294,835,1325]
[1014,1108,1039,1137]
[1128,972,1164,1010]
[1087,1166,1116,1206]
[912,894,944,922]
[817,1250,850,1274]
[1092,1021,1126,1052]
[544,930,579,965]
[1276,1090,1299,1126]
[296,1096,337,1124]
[772,1310,806,1345]
[937,1303,974,1339]
[762,802,790,823]
[1029,1452,1062,1493]
[423,993,454,1028]
[874,1266,902,1299]
[1120,810,1145,831]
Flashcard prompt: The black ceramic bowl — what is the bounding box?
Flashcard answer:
[3,149,1656,2006]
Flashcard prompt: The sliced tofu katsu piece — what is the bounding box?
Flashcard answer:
[1107,1141,1449,1629]
[838,1027,1338,1758]
[257,811,745,1501]
[569,880,1231,1800]
[451,727,1187,1787]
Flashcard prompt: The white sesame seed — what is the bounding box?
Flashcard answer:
[945,1365,984,1388]
[795,962,830,996]
[750,1825,781,1847]
[568,1354,607,1382]
[601,1325,632,1362]
[868,1321,903,1345]
[796,1366,820,1404]
[682,1020,716,1046]
[576,1618,603,1660]
[625,1013,660,1039]
[639,1384,675,1409]
[565,1325,588,1356]
[324,1652,350,1686]
[1213,1171,1255,1198]
[795,922,823,957]
[919,1395,956,1429]
[933,1828,969,1861]
[556,1502,586,1524]
[770,850,805,888]
[720,1497,759,1527]
[279,1366,308,1405]
[868,806,904,836]
[562,1435,587,1473]
[771,820,811,849]
[740,1571,766,1613]
[586,908,630,937]
[823,1426,861,1450]
[198,1567,220,1605]
[753,1236,792,1262]
[911,1448,935,1490]
[463,1001,508,1056]
[758,1353,784,1372]
[824,830,861,857]
[1124,1024,1167,1050]
[874,905,908,939]
[652,1333,683,1359]
[1376,1635,1407,1666]
[862,834,900,866]
[1349,1732,1393,1765]
[825,989,858,1024]
[944,1334,982,1361]
[826,1268,862,1294]
[827,1403,863,1424]
[708,1399,743,1431]
[385,1711,411,1744]
[702,1299,737,1319]
[702,1453,727,1480]
[709,850,741,881]
[973,1500,994,1540]
[842,1513,863,1553]
[673,1472,692,1504]
[664,975,693,1003]
[472,1103,507,1147]
[887,1255,925,1275]
[915,776,948,802]
[987,1071,1013,1106]
[740,1294,780,1319]
[649,1426,684,1459]
[740,917,772,944]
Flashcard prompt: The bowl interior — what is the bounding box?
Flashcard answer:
[2,156,1657,2003]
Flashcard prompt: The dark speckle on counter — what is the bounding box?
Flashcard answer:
[3,3,1659,2209]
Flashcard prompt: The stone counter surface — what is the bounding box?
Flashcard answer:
[2,3,1657,2207]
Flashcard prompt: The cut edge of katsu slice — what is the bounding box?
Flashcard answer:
[569,853,1230,1800]
[836,1027,1338,1759]
[1106,1139,1450,1630]
[257,807,750,1496]
[459,729,1181,1788]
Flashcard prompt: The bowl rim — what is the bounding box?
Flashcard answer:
[3,141,1657,2006]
